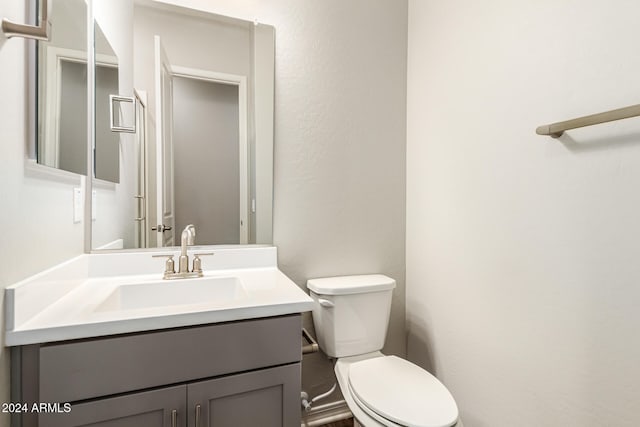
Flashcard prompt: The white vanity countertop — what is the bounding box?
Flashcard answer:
[5,247,314,346]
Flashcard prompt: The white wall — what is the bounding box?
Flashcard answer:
[406,1,640,426]
[0,3,85,426]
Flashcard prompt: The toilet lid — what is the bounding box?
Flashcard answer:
[348,356,458,427]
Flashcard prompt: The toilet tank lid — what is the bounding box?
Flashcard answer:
[307,274,396,295]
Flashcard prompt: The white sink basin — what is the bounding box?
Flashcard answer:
[5,246,315,346]
[95,276,245,312]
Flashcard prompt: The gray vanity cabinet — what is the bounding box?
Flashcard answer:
[39,385,187,427]
[13,314,302,427]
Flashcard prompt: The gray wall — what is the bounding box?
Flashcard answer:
[173,77,240,244]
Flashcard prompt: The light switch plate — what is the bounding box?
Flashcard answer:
[73,188,82,223]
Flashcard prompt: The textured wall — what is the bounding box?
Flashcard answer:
[407,1,640,426]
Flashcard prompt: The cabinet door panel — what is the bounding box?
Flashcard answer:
[39,385,186,427]
[188,363,300,427]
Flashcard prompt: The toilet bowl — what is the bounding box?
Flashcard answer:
[307,275,462,427]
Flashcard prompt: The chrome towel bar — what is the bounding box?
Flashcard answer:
[2,0,50,41]
[536,103,640,138]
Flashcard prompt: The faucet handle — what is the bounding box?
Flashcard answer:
[192,252,214,274]
[152,254,176,275]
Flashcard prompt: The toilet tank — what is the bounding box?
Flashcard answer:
[307,275,396,358]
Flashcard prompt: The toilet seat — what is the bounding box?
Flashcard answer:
[347,356,458,427]
[348,380,405,427]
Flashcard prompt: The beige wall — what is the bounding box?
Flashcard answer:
[406,1,640,426]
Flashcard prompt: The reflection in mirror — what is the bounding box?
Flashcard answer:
[94,24,120,183]
[91,0,274,250]
[134,90,149,249]
[36,0,88,175]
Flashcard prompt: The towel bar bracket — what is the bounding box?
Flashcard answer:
[2,0,50,41]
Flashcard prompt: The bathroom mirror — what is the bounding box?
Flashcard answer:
[90,0,274,251]
[36,0,88,175]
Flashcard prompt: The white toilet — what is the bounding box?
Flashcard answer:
[308,274,462,427]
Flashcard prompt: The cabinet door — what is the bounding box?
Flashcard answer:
[187,363,300,427]
[39,385,186,427]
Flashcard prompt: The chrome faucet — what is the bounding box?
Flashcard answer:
[179,224,196,274]
[153,224,213,279]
